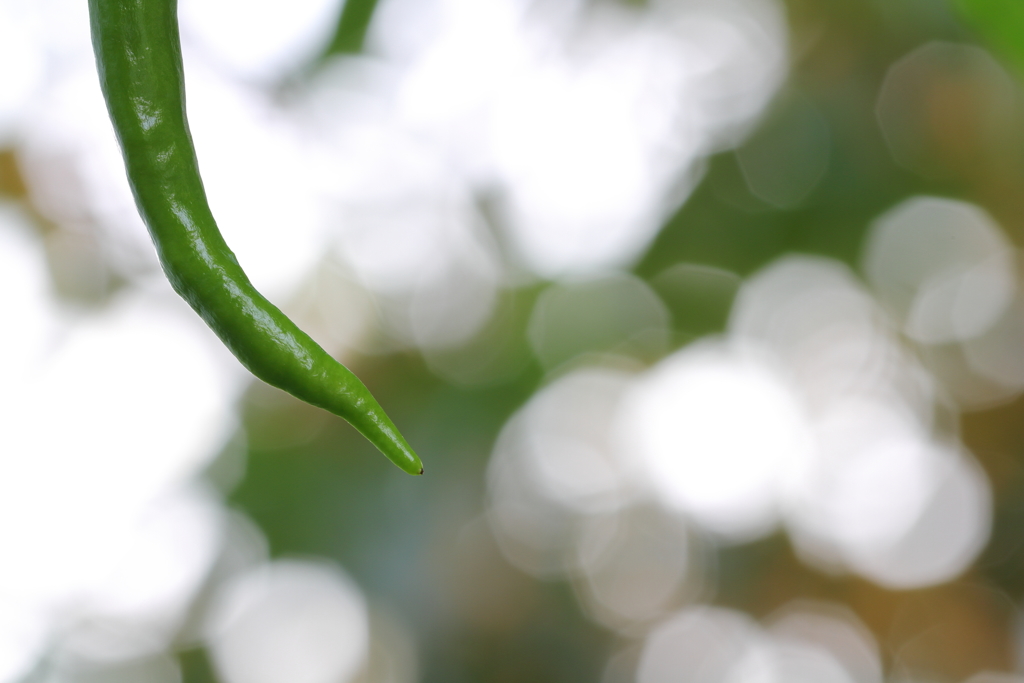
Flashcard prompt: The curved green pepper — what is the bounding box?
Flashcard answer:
[88,0,422,475]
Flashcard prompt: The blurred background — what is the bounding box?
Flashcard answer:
[3,0,1024,681]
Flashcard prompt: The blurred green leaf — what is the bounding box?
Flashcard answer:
[955,0,1024,74]
[325,0,380,55]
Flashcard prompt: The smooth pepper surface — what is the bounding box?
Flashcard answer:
[89,0,423,475]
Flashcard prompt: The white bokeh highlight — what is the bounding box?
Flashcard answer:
[0,213,245,677]
[372,0,788,277]
[489,252,994,595]
[616,342,813,541]
[573,506,699,629]
[487,366,643,578]
[766,602,882,683]
[179,0,340,82]
[206,560,370,683]
[863,197,1015,345]
[0,0,45,141]
[732,255,991,586]
[637,603,881,683]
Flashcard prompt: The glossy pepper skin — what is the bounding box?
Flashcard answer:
[89,0,423,475]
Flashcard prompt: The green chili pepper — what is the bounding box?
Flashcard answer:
[88,0,423,475]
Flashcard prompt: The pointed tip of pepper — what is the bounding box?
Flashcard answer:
[340,399,422,475]
[371,434,422,476]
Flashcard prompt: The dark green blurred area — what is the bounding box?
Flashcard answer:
[323,0,380,56]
